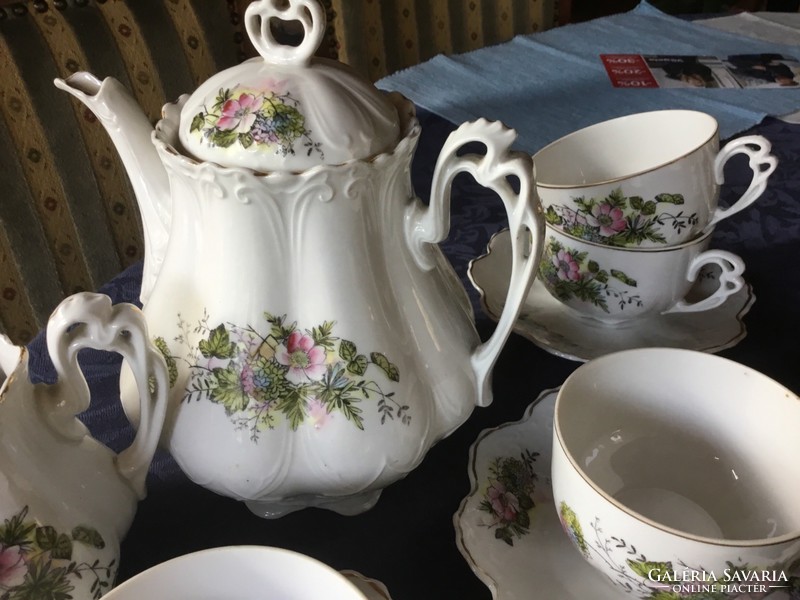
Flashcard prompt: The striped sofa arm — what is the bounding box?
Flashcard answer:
[0,0,251,344]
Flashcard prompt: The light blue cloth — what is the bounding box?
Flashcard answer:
[376,2,800,153]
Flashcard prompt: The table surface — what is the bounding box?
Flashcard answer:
[24,104,800,599]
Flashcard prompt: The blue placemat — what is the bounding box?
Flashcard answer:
[377,2,800,153]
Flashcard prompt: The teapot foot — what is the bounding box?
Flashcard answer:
[245,490,383,519]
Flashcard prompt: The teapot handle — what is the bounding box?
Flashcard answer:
[45,292,168,499]
[406,119,544,408]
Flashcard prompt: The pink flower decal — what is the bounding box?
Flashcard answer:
[487,482,520,523]
[553,249,581,282]
[307,397,332,429]
[0,545,27,588]
[216,93,263,133]
[275,331,327,384]
[586,202,627,237]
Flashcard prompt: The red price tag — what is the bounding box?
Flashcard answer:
[601,54,659,88]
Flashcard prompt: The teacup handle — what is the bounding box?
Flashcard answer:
[45,292,168,499]
[706,135,777,231]
[664,250,745,314]
[406,119,544,408]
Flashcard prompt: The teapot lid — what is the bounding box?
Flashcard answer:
[178,0,400,172]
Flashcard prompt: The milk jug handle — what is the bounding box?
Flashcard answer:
[406,119,544,408]
[45,293,169,499]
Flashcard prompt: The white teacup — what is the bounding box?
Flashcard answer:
[552,348,800,597]
[533,110,777,248]
[538,224,744,323]
[102,546,368,600]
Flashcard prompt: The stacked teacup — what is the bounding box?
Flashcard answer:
[532,110,777,323]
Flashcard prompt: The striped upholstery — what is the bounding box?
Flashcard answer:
[0,0,557,344]
[327,0,560,81]
[0,0,251,344]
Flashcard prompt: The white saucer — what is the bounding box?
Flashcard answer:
[468,229,755,361]
[454,389,797,600]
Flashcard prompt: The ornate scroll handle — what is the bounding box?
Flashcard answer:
[706,134,777,231]
[45,292,169,499]
[245,0,326,67]
[406,119,545,408]
[666,250,745,314]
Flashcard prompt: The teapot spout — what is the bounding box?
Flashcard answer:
[54,73,171,304]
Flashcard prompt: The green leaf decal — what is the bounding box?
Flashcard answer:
[610,269,637,287]
[209,367,249,415]
[339,339,357,362]
[587,260,599,274]
[198,324,236,359]
[239,132,254,148]
[642,200,657,216]
[654,193,685,205]
[370,352,399,382]
[35,526,58,551]
[629,195,644,210]
[0,506,36,546]
[347,355,368,376]
[153,336,178,388]
[190,113,205,132]
[278,388,307,431]
[558,502,587,554]
[34,525,75,558]
[211,129,238,148]
[544,206,562,225]
[51,533,73,560]
[627,559,673,580]
[72,525,106,549]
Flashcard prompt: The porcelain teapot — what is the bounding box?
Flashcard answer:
[55,0,544,518]
[0,293,168,598]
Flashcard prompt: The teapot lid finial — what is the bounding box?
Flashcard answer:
[244,0,325,68]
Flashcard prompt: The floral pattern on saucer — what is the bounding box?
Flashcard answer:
[455,389,620,600]
[455,389,798,600]
[478,451,540,546]
[544,188,698,247]
[469,229,754,361]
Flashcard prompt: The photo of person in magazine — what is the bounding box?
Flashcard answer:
[642,55,739,88]
[725,54,800,88]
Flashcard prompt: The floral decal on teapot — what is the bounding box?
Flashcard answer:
[478,450,540,546]
[162,311,409,441]
[538,238,643,313]
[557,503,799,599]
[0,506,114,600]
[189,85,324,159]
[544,188,698,247]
